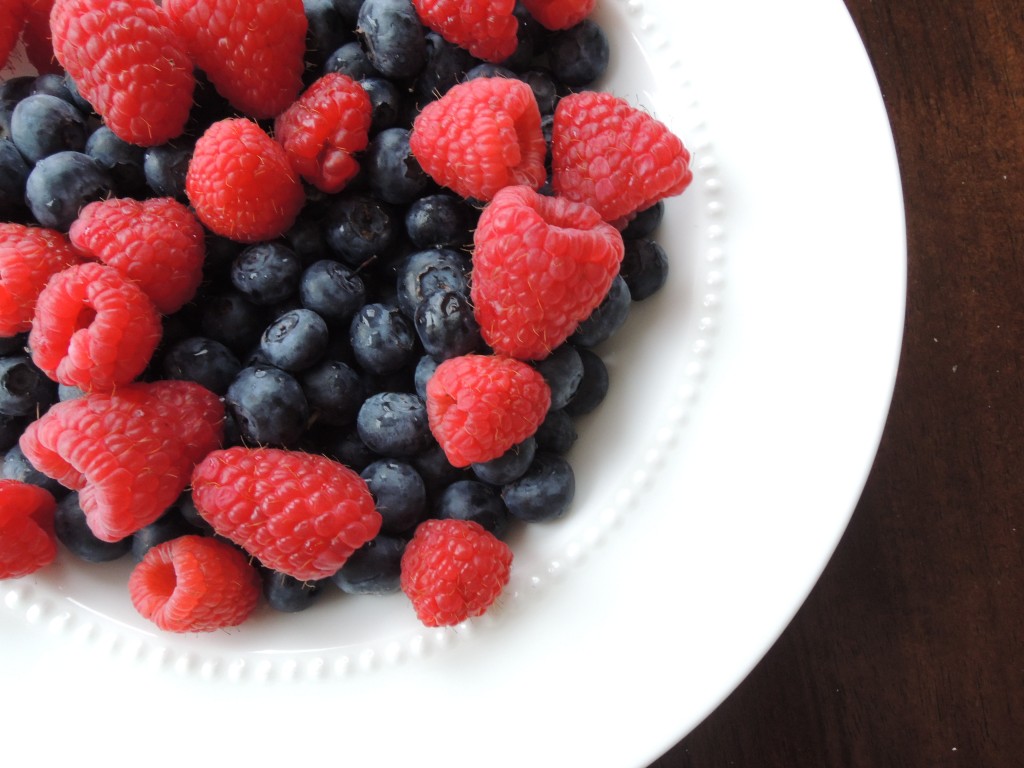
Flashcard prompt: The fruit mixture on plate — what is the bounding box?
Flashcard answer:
[0,0,692,632]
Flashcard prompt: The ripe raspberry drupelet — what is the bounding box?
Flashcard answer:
[0,223,81,336]
[0,479,57,579]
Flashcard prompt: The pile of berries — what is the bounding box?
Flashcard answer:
[0,0,691,632]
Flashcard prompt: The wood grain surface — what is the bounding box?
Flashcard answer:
[651,1,1024,765]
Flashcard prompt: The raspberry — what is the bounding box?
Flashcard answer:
[164,0,307,119]
[0,479,57,579]
[49,0,195,146]
[469,185,624,360]
[19,380,224,542]
[68,197,205,315]
[0,223,81,336]
[28,262,162,392]
[190,447,382,581]
[425,353,551,467]
[23,0,60,74]
[128,535,261,633]
[410,76,547,201]
[521,0,596,30]
[412,0,519,63]
[551,90,693,226]
[0,0,26,71]
[273,74,373,194]
[186,118,306,244]
[400,518,513,627]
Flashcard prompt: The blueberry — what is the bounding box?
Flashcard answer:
[349,302,419,375]
[360,458,427,533]
[395,247,471,318]
[161,336,242,395]
[304,0,353,69]
[356,391,432,456]
[0,414,26,453]
[465,63,517,80]
[312,426,378,471]
[356,0,427,81]
[299,259,367,324]
[535,408,578,454]
[364,127,430,205]
[200,291,267,354]
[436,479,509,537]
[413,32,476,106]
[520,69,558,115]
[231,241,303,306]
[30,73,78,105]
[414,289,482,360]
[0,138,30,217]
[501,3,548,71]
[501,452,575,523]
[24,150,113,230]
[548,19,610,87]
[324,190,399,268]
[226,365,310,447]
[404,193,475,249]
[412,353,438,399]
[175,492,214,534]
[411,441,470,497]
[324,40,381,80]
[472,437,537,486]
[0,333,27,356]
[263,570,325,612]
[259,308,329,372]
[620,238,669,300]
[571,275,631,348]
[143,139,193,200]
[10,93,88,163]
[330,534,406,595]
[55,492,132,563]
[3,442,67,498]
[359,76,404,134]
[299,359,365,426]
[0,354,56,417]
[333,0,366,25]
[130,508,196,562]
[85,125,147,198]
[622,200,664,239]
[0,76,36,104]
[532,343,584,410]
[564,347,609,416]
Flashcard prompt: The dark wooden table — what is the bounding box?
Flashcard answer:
[651,1,1023,765]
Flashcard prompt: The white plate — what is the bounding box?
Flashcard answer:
[0,0,904,766]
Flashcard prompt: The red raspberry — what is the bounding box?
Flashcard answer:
[412,0,519,63]
[28,262,162,392]
[520,0,595,30]
[164,0,307,120]
[191,447,382,582]
[551,90,694,226]
[425,353,551,467]
[470,185,624,360]
[410,76,547,201]
[0,0,26,71]
[400,518,513,627]
[186,118,306,244]
[69,197,205,315]
[19,380,224,542]
[128,535,261,633]
[23,0,60,74]
[0,223,81,336]
[0,479,57,579]
[273,74,373,195]
[49,0,195,146]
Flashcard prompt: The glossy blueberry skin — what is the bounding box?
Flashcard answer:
[472,437,537,486]
[501,453,576,523]
[161,336,242,395]
[143,140,193,200]
[403,193,475,250]
[263,570,325,612]
[413,354,439,399]
[299,260,367,324]
[260,308,330,372]
[360,458,428,534]
[533,344,584,411]
[620,238,670,301]
[231,242,303,306]
[411,441,471,498]
[25,151,113,230]
[225,365,310,448]
[324,40,381,81]
[359,76,404,134]
[324,191,399,268]
[299,359,365,426]
[55,493,132,563]
[436,479,510,538]
[356,0,427,81]
[0,354,56,418]
[349,302,420,375]
[331,534,406,595]
[571,275,631,348]
[85,126,147,198]
[200,291,267,354]
[364,127,430,205]
[312,427,378,472]
[356,391,432,457]
[10,94,88,163]
[534,408,578,455]
[0,138,30,217]
[622,201,665,239]
[548,19,610,87]
[303,0,353,69]
[413,32,475,107]
[564,347,610,417]
[395,248,471,319]
[414,289,482,361]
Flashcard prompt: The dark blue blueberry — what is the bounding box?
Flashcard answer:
[3,442,67,498]
[356,0,427,80]
[413,32,476,106]
[501,2,548,71]
[304,0,354,69]
[263,570,325,612]
[231,241,303,306]
[0,77,36,104]
[260,308,330,371]
[299,259,367,324]
[175,492,214,534]
[520,69,558,114]
[465,63,517,80]
[620,238,669,300]
[85,125,147,198]
[324,190,399,268]
[312,426,378,471]
[395,247,471,319]
[404,193,475,249]
[411,441,471,498]
[436,479,509,538]
[225,365,310,447]
[10,94,88,163]
[532,343,584,410]
[0,138,30,217]
[130,508,196,562]
[25,150,113,230]
[360,458,427,533]
[202,233,243,284]
[364,127,430,205]
[359,76,404,134]
[55,492,132,563]
[356,391,432,456]
[324,40,381,80]
[472,437,537,486]
[349,302,419,375]
[200,291,267,354]
[0,333,27,356]
[299,359,365,426]
[622,200,664,239]
[0,414,26,453]
[571,275,631,348]
[61,73,95,114]
[30,73,78,105]
[548,19,610,87]
[534,407,578,454]
[413,353,438,399]
[185,72,236,134]
[330,534,406,595]
[161,336,242,395]
[501,452,575,522]
[284,215,329,266]
[143,139,193,200]
[564,346,608,416]
[333,0,366,24]
[414,289,482,360]
[0,354,56,417]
